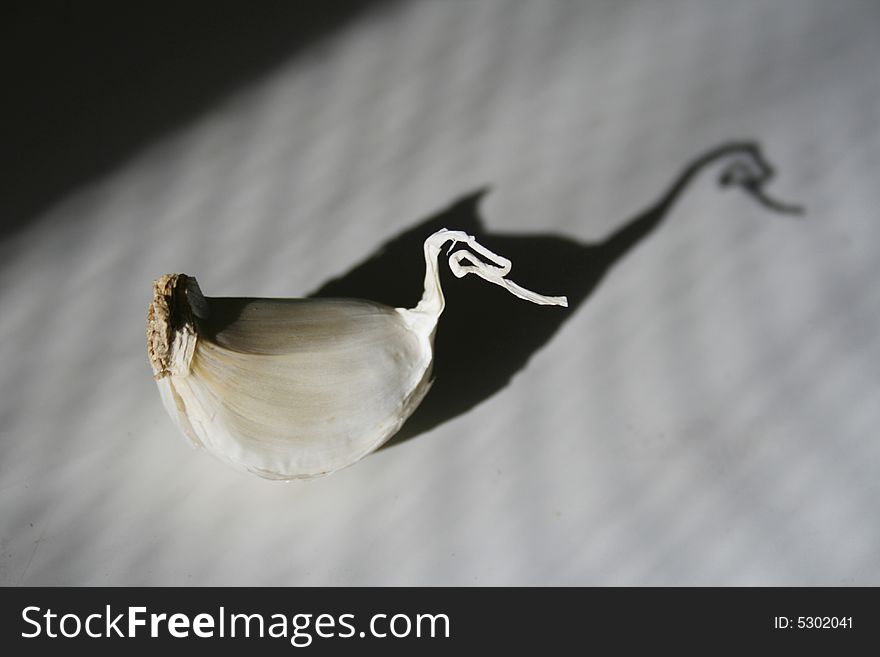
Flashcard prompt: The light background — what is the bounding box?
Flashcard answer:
[1,0,878,585]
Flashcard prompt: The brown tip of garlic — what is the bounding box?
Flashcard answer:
[147,274,201,379]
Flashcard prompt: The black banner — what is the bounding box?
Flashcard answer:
[0,587,873,652]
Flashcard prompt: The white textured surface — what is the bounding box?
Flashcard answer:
[2,0,879,585]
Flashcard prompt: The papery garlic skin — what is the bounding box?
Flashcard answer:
[148,229,566,480]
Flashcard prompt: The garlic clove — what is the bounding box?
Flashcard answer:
[148,228,566,480]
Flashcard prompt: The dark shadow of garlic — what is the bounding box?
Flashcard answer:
[310,141,803,449]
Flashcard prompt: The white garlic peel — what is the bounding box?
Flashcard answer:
[147,228,567,480]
